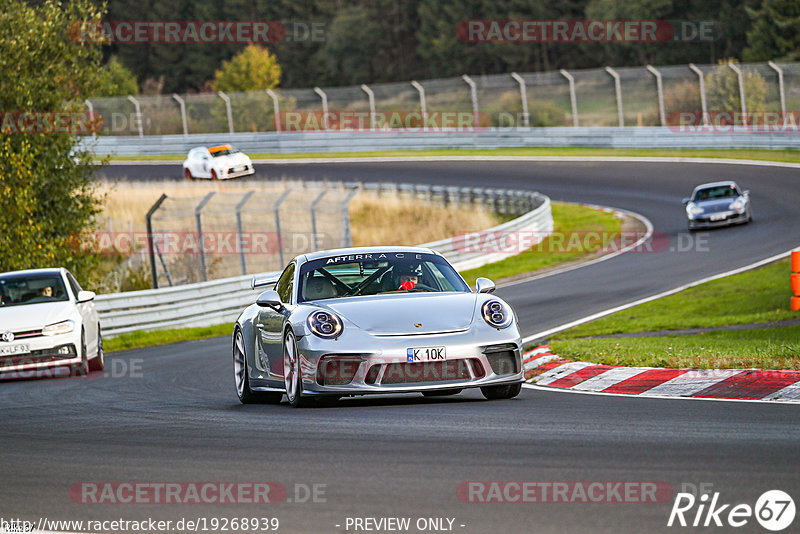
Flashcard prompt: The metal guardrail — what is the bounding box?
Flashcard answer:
[79,127,800,156]
[95,185,552,336]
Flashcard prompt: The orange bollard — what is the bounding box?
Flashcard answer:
[793,296,800,311]
[793,274,800,297]
[793,249,800,273]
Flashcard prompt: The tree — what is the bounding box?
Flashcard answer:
[744,0,800,62]
[705,60,767,120]
[0,0,106,284]
[212,44,281,92]
[97,56,139,97]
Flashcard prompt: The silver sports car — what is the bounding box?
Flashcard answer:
[232,246,524,407]
[683,181,752,230]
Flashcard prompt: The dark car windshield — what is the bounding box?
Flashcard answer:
[693,184,740,201]
[297,252,470,302]
[0,273,69,307]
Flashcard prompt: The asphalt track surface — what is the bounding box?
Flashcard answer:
[2,160,799,534]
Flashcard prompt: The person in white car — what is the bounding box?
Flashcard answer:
[0,268,103,379]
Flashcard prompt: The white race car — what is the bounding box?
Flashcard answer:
[182,144,255,180]
[0,268,103,378]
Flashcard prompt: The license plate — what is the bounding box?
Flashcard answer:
[0,344,30,355]
[710,213,727,221]
[234,166,245,172]
[407,346,446,362]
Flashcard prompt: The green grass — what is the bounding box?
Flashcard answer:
[550,326,800,370]
[558,259,796,338]
[106,147,800,164]
[459,201,623,287]
[549,258,800,370]
[105,323,233,352]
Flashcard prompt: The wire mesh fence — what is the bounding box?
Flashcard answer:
[85,61,800,136]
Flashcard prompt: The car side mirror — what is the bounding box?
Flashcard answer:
[743,190,750,196]
[77,290,95,303]
[682,198,690,206]
[256,290,283,310]
[476,277,496,294]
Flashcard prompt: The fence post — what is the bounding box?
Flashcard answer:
[195,192,215,282]
[461,74,479,127]
[127,95,144,137]
[559,69,579,127]
[235,191,256,275]
[266,89,281,132]
[313,87,329,130]
[728,62,748,126]
[605,67,624,127]
[361,84,376,130]
[510,72,529,127]
[273,189,293,266]
[768,61,787,126]
[410,81,427,130]
[340,188,360,247]
[145,194,168,288]
[171,93,188,136]
[688,63,710,127]
[217,91,234,134]
[310,190,328,250]
[645,65,666,126]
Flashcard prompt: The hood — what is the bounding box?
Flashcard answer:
[214,153,250,166]
[319,292,477,335]
[694,198,738,212]
[0,301,76,332]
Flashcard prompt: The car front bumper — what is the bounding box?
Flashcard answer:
[270,325,524,396]
[0,329,82,376]
[688,211,748,229]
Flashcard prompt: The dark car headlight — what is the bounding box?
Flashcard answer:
[482,300,513,329]
[307,311,344,339]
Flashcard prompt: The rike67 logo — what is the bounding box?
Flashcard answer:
[668,489,795,531]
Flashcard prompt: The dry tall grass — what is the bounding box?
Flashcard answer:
[97,181,501,247]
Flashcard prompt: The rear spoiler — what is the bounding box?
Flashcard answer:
[251,275,279,290]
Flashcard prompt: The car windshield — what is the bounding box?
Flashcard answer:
[297,252,470,302]
[0,273,69,307]
[693,184,739,201]
[208,145,239,157]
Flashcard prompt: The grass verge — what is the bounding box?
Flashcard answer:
[459,201,623,287]
[104,323,234,352]
[108,147,800,164]
[549,258,800,370]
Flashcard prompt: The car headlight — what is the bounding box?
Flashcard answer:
[307,311,344,339]
[686,203,704,217]
[42,319,75,336]
[729,199,745,212]
[481,300,513,329]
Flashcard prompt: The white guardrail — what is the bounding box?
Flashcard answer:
[95,190,552,337]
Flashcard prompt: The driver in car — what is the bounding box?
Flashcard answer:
[396,264,421,291]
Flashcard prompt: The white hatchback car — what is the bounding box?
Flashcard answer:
[182,144,255,180]
[0,268,103,378]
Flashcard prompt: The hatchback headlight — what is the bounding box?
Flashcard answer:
[42,319,75,336]
[307,311,343,339]
[482,300,513,329]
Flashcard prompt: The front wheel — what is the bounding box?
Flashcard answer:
[481,382,522,400]
[88,326,104,372]
[284,330,313,407]
[234,329,281,404]
[210,169,218,180]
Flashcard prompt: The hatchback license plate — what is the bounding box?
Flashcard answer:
[710,213,727,221]
[407,346,446,362]
[0,344,30,355]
